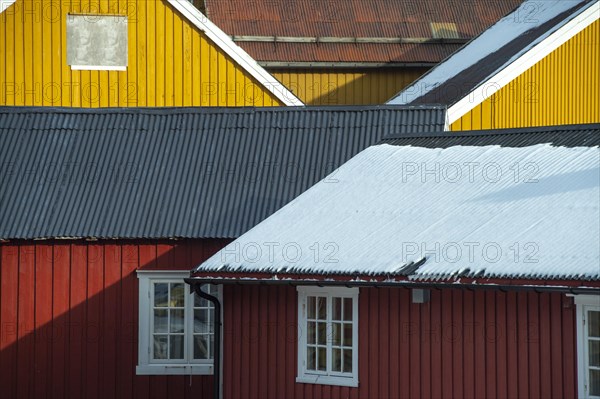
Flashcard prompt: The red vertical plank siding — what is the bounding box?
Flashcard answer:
[562,296,577,398]
[388,288,400,398]
[0,245,18,399]
[0,240,592,399]
[17,245,35,399]
[33,244,53,399]
[101,244,121,399]
[485,290,496,398]
[68,244,87,399]
[440,289,453,398]
[429,289,443,399]
[452,290,464,399]
[51,244,70,399]
[86,244,103,399]
[527,291,541,398]
[495,291,508,398]
[517,292,530,398]
[550,293,564,396]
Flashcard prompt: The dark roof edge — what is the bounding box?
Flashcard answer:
[185,277,600,294]
[0,104,447,114]
[380,123,600,141]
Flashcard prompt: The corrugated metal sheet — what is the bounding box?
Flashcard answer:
[240,42,464,63]
[0,106,446,240]
[205,0,522,63]
[222,284,578,398]
[451,18,600,130]
[0,0,281,107]
[382,123,600,147]
[196,124,600,280]
[0,239,223,399]
[388,0,591,106]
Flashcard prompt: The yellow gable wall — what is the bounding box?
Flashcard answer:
[0,0,282,107]
[451,19,599,131]
[271,67,429,105]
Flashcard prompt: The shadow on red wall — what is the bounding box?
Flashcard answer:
[0,239,229,399]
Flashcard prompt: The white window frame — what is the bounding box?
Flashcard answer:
[296,286,359,387]
[574,294,600,398]
[136,270,221,375]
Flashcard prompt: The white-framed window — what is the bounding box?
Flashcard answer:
[296,286,359,387]
[575,295,600,398]
[136,271,220,375]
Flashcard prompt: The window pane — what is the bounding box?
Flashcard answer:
[194,309,211,333]
[317,347,326,371]
[332,322,341,346]
[153,309,168,333]
[153,335,168,359]
[343,298,353,321]
[317,322,327,345]
[332,348,342,372]
[332,297,342,321]
[194,335,209,359]
[591,369,600,396]
[170,283,185,307]
[170,309,185,333]
[307,346,316,370]
[317,297,326,320]
[343,323,353,346]
[343,349,353,373]
[169,335,184,359]
[307,296,316,319]
[307,321,316,344]
[590,311,600,338]
[194,293,209,308]
[590,340,600,368]
[154,283,168,307]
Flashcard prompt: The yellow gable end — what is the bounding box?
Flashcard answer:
[451,19,599,130]
[0,0,282,107]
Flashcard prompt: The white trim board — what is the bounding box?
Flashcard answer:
[447,1,600,124]
[0,0,15,13]
[166,0,304,106]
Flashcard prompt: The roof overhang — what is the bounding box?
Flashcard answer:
[166,0,304,106]
[447,0,600,124]
[185,274,600,294]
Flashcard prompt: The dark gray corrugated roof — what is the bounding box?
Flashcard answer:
[0,106,446,239]
[380,123,600,147]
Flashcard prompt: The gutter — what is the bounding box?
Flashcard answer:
[260,61,437,69]
[189,282,222,399]
[185,276,600,295]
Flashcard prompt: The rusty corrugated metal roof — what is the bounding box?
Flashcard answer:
[204,0,524,63]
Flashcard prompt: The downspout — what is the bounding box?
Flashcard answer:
[192,283,221,399]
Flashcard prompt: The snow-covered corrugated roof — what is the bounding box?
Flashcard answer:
[196,141,600,281]
[387,0,595,112]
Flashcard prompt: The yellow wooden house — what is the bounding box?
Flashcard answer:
[201,0,522,105]
[0,0,302,107]
[387,0,599,130]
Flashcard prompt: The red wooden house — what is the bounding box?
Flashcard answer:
[0,105,444,399]
[189,124,600,398]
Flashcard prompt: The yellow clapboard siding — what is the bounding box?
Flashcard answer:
[451,19,599,131]
[0,0,281,107]
[270,68,429,105]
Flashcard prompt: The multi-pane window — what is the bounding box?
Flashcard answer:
[297,287,358,387]
[137,271,219,375]
[576,296,600,398]
[587,309,600,397]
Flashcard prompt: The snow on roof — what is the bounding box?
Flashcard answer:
[196,143,600,281]
[387,0,592,106]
